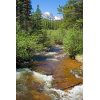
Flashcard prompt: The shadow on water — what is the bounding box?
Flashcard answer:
[16,45,63,73]
[47,46,62,52]
[32,55,53,62]
[32,46,62,62]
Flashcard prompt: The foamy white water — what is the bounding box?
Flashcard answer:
[45,52,58,56]
[32,71,83,100]
[16,72,21,80]
[44,85,83,100]
[54,53,66,59]
[46,58,59,61]
[67,85,83,100]
[16,69,83,100]
[33,71,53,88]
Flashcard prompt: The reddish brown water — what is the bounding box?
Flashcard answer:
[34,57,83,90]
[17,46,83,100]
[53,58,82,91]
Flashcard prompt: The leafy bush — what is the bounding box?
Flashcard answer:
[16,23,44,61]
[63,28,83,58]
[47,29,67,45]
[17,33,44,59]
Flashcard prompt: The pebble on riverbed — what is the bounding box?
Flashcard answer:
[70,69,83,79]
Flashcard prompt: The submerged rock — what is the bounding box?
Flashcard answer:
[75,55,83,63]
[33,71,53,88]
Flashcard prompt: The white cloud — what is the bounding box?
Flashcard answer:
[54,16,63,20]
[42,12,63,20]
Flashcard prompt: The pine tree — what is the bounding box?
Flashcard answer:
[35,5,42,30]
[16,0,23,23]
[58,0,83,29]
[16,0,32,31]
[31,5,43,32]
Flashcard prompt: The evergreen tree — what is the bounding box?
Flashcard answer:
[58,0,83,29]
[35,5,43,30]
[59,0,83,57]
[16,0,32,31]
[31,5,43,32]
[16,0,23,23]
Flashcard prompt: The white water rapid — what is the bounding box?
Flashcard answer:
[16,69,83,100]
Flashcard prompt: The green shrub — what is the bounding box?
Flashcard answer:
[16,23,44,61]
[63,28,83,58]
[16,33,44,60]
[47,29,67,45]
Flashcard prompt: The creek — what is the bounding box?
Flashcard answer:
[16,45,83,100]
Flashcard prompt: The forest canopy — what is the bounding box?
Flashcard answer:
[16,0,83,66]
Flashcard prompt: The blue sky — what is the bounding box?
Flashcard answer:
[31,0,67,16]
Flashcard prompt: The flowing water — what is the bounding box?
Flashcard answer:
[16,45,83,100]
